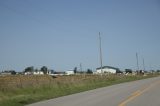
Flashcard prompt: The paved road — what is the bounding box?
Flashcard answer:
[28,76,160,106]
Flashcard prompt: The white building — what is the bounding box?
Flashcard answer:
[65,70,74,75]
[24,71,44,75]
[33,71,44,75]
[96,66,121,74]
[24,72,32,75]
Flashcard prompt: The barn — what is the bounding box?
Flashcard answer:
[96,66,121,74]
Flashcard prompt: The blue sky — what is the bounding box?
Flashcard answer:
[0,0,160,71]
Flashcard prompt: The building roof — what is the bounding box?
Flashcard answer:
[96,66,119,70]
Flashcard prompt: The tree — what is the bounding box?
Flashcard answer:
[139,70,144,75]
[24,66,34,72]
[35,69,38,72]
[74,67,77,74]
[125,69,132,74]
[157,70,160,73]
[10,70,16,75]
[86,69,93,74]
[3,70,16,75]
[50,70,54,74]
[40,66,48,74]
[116,69,122,73]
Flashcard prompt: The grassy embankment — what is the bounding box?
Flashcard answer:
[0,74,159,106]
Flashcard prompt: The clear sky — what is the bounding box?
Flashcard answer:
[0,0,160,72]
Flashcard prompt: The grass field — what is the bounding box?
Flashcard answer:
[0,74,159,106]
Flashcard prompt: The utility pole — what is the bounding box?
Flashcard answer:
[136,53,139,71]
[80,63,85,77]
[99,32,103,75]
[80,63,82,72]
[143,58,145,71]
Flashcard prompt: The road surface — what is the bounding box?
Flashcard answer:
[28,76,160,106]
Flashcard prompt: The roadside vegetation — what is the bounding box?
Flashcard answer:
[0,73,159,106]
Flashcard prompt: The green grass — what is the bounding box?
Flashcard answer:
[0,74,159,106]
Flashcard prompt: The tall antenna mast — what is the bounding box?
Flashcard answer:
[136,53,139,71]
[99,32,103,74]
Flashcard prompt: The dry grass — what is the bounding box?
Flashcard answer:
[0,74,159,106]
[0,75,53,91]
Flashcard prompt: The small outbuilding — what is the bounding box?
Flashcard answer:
[65,70,74,75]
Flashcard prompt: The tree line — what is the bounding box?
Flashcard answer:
[24,66,54,74]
